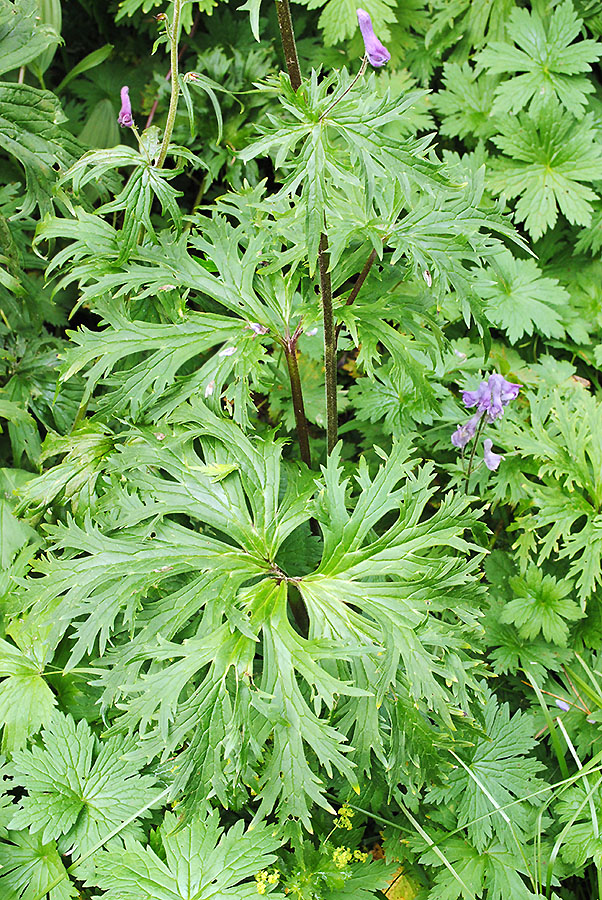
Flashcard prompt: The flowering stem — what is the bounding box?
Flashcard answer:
[156,0,183,168]
[465,414,487,490]
[146,10,200,129]
[275,0,302,90]
[319,232,338,453]
[283,330,312,467]
[320,56,368,121]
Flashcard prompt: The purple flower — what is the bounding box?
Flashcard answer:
[555,699,571,712]
[117,86,134,127]
[357,9,391,67]
[451,411,482,449]
[483,438,503,471]
[462,373,521,422]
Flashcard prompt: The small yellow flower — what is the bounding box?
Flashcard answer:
[353,850,369,862]
[255,870,269,894]
[334,804,354,830]
[332,846,353,869]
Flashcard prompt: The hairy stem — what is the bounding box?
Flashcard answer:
[275,0,302,90]
[283,332,312,467]
[319,232,337,453]
[156,0,183,168]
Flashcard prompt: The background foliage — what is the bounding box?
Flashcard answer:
[2,0,602,898]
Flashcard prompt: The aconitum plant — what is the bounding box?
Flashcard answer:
[2,0,602,899]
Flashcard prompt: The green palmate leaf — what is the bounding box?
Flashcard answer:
[311,0,397,45]
[508,387,602,602]
[9,713,160,856]
[431,62,499,142]
[426,690,545,853]
[63,143,185,259]
[0,82,82,216]
[240,70,441,271]
[0,638,56,752]
[386,166,526,302]
[489,101,602,239]
[0,0,59,76]
[481,249,568,342]
[87,810,282,900]
[500,567,583,645]
[426,0,515,64]
[0,830,77,900]
[16,425,116,514]
[58,301,268,426]
[349,360,448,437]
[477,0,602,117]
[15,405,485,825]
[416,834,535,900]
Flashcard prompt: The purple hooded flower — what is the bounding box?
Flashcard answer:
[451,411,482,449]
[357,9,391,67]
[483,438,503,471]
[462,373,521,422]
[555,699,571,712]
[117,86,134,127]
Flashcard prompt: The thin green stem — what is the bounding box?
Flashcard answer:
[465,414,487,491]
[274,0,302,90]
[156,0,183,168]
[320,56,368,120]
[319,231,337,453]
[335,246,377,342]
[283,329,312,467]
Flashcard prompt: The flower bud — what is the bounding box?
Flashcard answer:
[117,85,134,127]
[356,9,391,67]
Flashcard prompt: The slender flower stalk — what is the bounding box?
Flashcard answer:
[319,231,338,453]
[275,0,302,90]
[464,412,488,489]
[320,56,368,121]
[146,11,200,129]
[156,0,183,168]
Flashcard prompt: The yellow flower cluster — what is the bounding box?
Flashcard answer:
[333,804,354,830]
[332,846,369,868]
[332,847,353,869]
[255,869,280,894]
